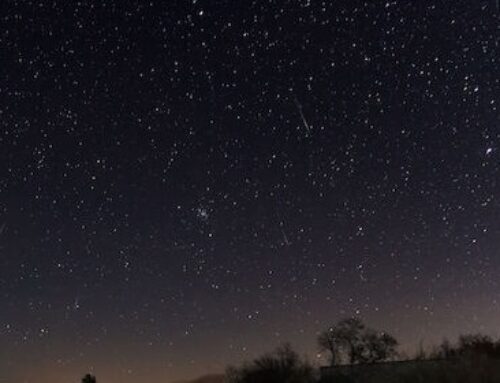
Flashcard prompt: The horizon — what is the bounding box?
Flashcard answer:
[3,317,499,382]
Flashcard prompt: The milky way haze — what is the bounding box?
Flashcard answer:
[0,1,498,382]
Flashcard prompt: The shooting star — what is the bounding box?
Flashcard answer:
[276,207,292,247]
[293,95,311,135]
[280,228,291,246]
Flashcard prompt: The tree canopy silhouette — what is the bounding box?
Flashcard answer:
[434,333,500,360]
[318,318,398,365]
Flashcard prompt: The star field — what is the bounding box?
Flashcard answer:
[0,1,499,382]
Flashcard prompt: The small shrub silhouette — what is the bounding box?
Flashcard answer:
[226,344,314,383]
[82,374,96,383]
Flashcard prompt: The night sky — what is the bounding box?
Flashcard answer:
[0,1,499,382]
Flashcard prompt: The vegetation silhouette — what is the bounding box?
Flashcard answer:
[81,373,96,383]
[226,343,315,383]
[225,318,500,383]
[317,317,398,365]
[318,327,500,383]
[432,333,500,360]
[78,319,500,383]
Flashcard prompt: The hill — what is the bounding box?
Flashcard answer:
[173,373,225,383]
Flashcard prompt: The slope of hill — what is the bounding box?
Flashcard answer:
[173,373,225,383]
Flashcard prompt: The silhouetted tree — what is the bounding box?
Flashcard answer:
[82,374,96,383]
[414,340,427,360]
[318,318,398,365]
[432,338,455,359]
[360,329,398,363]
[432,333,500,361]
[458,334,496,356]
[226,344,314,383]
[318,330,340,366]
[318,318,365,365]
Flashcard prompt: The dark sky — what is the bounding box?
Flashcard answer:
[0,1,499,382]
